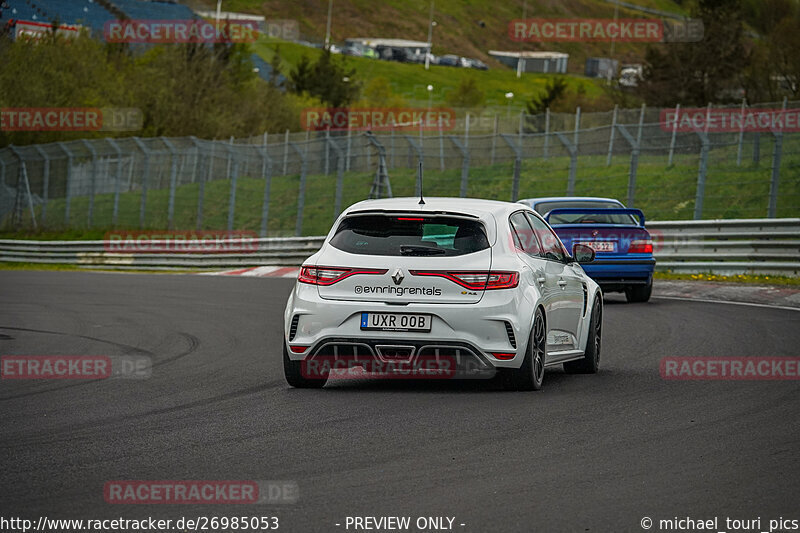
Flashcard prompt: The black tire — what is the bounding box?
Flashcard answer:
[625,280,652,303]
[564,296,602,374]
[502,308,546,391]
[283,342,327,388]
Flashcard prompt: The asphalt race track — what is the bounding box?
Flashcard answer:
[1,270,798,533]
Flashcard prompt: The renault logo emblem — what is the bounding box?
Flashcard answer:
[392,269,404,285]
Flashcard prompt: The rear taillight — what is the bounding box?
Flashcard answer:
[409,271,519,290]
[491,352,516,360]
[289,345,309,354]
[629,239,653,254]
[298,266,387,285]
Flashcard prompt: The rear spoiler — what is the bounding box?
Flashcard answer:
[544,208,646,227]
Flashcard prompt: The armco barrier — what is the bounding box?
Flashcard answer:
[649,218,800,275]
[0,219,798,275]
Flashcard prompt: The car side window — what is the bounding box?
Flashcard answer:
[509,212,542,256]
[525,212,567,262]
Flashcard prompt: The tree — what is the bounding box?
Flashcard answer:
[766,16,800,98]
[526,77,567,115]
[268,45,284,90]
[639,0,748,105]
[446,78,485,109]
[289,50,360,107]
[523,78,567,133]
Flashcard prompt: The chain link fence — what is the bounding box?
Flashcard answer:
[2,101,798,237]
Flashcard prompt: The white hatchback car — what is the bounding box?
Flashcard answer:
[283,197,603,390]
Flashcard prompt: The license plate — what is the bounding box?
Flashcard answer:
[578,241,615,252]
[360,312,431,332]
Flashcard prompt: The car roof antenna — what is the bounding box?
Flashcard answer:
[417,159,425,205]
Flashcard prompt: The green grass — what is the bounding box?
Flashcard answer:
[4,139,799,239]
[254,38,617,114]
[223,0,688,85]
[655,272,800,286]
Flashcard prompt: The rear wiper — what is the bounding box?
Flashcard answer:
[399,245,446,256]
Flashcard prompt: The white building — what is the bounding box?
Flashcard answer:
[488,50,569,74]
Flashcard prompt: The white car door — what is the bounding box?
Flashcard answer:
[508,212,562,342]
[525,212,585,351]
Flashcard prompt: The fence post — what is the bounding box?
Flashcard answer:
[324,127,330,175]
[637,103,646,141]
[449,136,470,197]
[326,136,345,220]
[132,138,151,228]
[106,139,123,226]
[767,129,784,218]
[573,106,581,151]
[753,132,761,165]
[615,125,640,207]
[161,137,179,230]
[286,142,307,236]
[80,140,98,228]
[259,140,273,237]
[283,129,290,175]
[190,137,205,230]
[607,105,618,166]
[767,98,788,218]
[668,103,680,167]
[736,98,746,166]
[57,143,74,225]
[465,112,471,150]
[33,146,50,225]
[555,133,578,196]
[365,133,392,199]
[518,111,524,157]
[544,107,550,160]
[404,135,424,189]
[390,124,395,170]
[8,146,36,229]
[499,134,522,202]
[346,127,352,172]
[226,136,234,180]
[438,117,445,171]
[693,130,710,220]
[491,115,498,165]
[221,143,240,231]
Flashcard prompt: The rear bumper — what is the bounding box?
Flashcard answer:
[303,338,496,379]
[583,258,655,279]
[283,283,535,369]
[582,257,654,292]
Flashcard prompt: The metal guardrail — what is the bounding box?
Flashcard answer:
[0,219,798,275]
[648,218,800,275]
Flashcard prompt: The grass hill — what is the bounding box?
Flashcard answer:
[187,0,688,72]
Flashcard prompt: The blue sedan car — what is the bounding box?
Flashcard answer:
[519,197,656,302]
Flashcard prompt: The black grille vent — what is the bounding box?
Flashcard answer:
[289,315,300,341]
[504,321,517,349]
[582,284,588,316]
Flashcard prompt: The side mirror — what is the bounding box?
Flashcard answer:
[572,243,596,263]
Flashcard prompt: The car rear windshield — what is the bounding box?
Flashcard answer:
[535,201,637,225]
[330,214,489,257]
